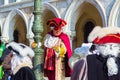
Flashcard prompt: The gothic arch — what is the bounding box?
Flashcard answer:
[2,9,28,43]
[64,0,106,49]
[64,0,106,37]
[42,2,61,18]
[108,0,120,27]
[28,2,61,45]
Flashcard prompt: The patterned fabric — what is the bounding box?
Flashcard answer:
[55,57,65,80]
[44,48,55,70]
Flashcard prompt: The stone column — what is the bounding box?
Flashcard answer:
[32,0,44,80]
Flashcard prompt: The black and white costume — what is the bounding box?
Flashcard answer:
[71,26,120,80]
[2,42,36,80]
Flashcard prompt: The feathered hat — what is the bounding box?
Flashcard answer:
[6,42,34,58]
[47,18,67,30]
[88,26,120,76]
[88,26,120,44]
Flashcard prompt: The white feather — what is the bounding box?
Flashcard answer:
[6,42,34,58]
[88,26,102,42]
[19,43,34,58]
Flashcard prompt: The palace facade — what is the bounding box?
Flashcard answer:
[0,0,119,50]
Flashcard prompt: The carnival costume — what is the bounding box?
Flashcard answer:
[71,26,120,80]
[44,18,72,80]
[2,42,36,80]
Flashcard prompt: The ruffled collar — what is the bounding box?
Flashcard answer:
[12,62,33,75]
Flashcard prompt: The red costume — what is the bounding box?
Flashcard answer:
[44,18,72,80]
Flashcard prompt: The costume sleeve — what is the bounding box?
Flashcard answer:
[71,57,88,80]
[68,53,81,69]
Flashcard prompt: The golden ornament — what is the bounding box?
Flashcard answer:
[31,42,37,48]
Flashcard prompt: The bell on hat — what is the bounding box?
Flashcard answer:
[47,18,67,30]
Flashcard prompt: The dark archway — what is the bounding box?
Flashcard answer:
[83,21,95,43]
[13,30,19,43]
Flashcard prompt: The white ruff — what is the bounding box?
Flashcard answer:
[44,34,60,48]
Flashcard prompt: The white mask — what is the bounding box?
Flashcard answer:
[96,43,120,76]
[97,43,120,57]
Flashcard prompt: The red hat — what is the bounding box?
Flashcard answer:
[88,26,120,44]
[93,34,120,44]
[47,18,67,29]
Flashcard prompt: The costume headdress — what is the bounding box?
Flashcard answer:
[88,26,120,44]
[6,42,34,58]
[3,42,35,74]
[47,18,67,30]
[88,26,120,76]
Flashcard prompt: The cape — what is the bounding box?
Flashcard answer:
[44,31,72,77]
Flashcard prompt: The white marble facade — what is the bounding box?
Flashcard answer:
[0,0,120,46]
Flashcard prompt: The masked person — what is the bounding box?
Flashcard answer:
[1,48,12,80]
[1,42,36,80]
[71,26,120,80]
[43,18,72,80]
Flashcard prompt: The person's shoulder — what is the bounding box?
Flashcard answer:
[15,67,36,80]
[61,32,69,38]
[61,32,67,35]
[18,67,33,72]
[87,54,97,59]
[16,67,35,76]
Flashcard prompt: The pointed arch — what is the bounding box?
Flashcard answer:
[27,2,61,39]
[43,2,61,18]
[2,9,28,42]
[108,0,120,27]
[64,0,107,37]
